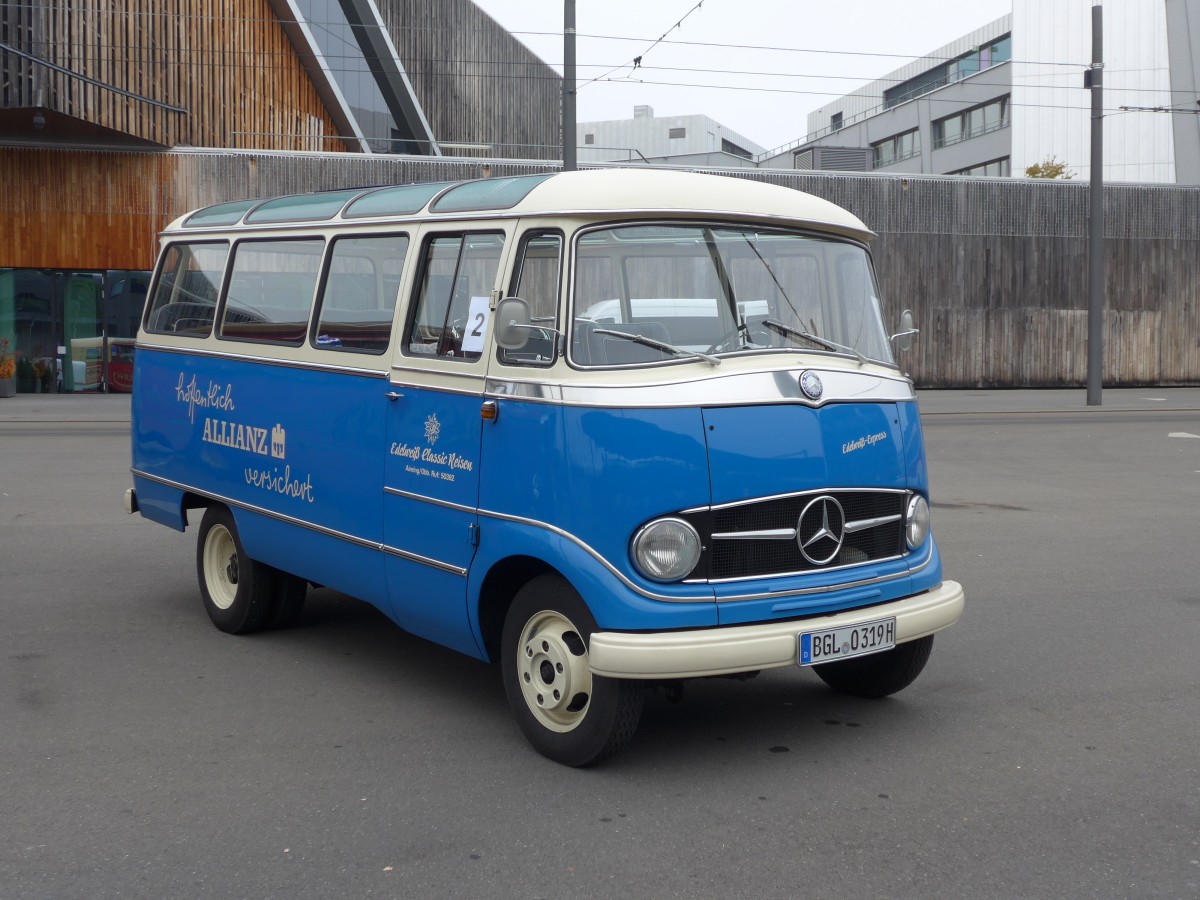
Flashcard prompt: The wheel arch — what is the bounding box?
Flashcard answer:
[181,490,210,527]
[475,555,563,663]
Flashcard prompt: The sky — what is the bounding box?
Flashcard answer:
[470,0,1015,152]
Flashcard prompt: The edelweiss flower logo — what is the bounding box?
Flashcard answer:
[424,413,441,445]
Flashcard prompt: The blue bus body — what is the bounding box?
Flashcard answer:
[128,169,963,765]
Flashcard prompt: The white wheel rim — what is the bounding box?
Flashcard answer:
[516,610,592,733]
[203,524,239,611]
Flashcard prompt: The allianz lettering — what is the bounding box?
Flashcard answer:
[202,419,286,459]
[244,464,315,502]
[175,373,235,423]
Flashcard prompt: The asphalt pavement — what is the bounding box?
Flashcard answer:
[3,385,1199,899]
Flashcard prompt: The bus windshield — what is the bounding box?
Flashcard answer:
[571,224,894,367]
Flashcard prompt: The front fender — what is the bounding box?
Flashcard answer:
[467,515,718,651]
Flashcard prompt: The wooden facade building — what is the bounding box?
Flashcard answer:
[2,3,1198,388]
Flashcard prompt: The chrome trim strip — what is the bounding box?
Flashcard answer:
[844,514,903,534]
[481,368,913,410]
[390,363,488,385]
[379,544,468,576]
[131,468,466,577]
[556,368,913,409]
[484,378,564,401]
[684,486,908,516]
[713,528,796,541]
[135,343,390,378]
[384,485,476,514]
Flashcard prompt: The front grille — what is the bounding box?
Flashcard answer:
[685,490,907,581]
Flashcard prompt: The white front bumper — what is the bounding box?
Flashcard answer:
[588,581,965,679]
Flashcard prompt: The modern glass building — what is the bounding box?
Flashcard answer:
[792,2,1200,184]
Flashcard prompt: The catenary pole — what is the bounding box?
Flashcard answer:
[1086,1,1104,405]
[563,1,577,171]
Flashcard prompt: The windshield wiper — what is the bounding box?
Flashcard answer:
[762,319,867,366]
[591,328,721,367]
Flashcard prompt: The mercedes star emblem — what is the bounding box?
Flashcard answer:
[797,495,845,565]
[799,370,823,401]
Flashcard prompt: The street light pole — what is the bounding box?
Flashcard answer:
[563,1,577,172]
[1086,1,1104,405]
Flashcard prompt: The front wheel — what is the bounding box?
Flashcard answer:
[501,575,644,766]
[812,635,934,698]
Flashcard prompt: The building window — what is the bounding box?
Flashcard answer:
[584,133,594,145]
[950,157,1011,177]
[721,138,752,159]
[831,112,843,131]
[872,128,920,168]
[884,33,1012,108]
[933,96,1009,149]
[668,127,687,139]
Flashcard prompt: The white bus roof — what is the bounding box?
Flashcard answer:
[166,168,873,241]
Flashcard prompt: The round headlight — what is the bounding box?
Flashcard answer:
[631,518,702,582]
[906,493,930,550]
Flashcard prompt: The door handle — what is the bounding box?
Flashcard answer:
[385,391,404,401]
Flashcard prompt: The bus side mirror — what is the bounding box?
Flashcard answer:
[494,297,531,350]
[891,309,919,353]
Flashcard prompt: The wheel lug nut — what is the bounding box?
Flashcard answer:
[556,663,563,673]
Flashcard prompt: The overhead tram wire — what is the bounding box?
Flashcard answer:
[0,3,1088,70]
[14,40,1180,102]
[9,33,1175,110]
[1118,102,1200,114]
[11,13,1171,118]
[577,0,711,91]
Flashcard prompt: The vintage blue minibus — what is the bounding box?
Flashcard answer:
[126,169,964,765]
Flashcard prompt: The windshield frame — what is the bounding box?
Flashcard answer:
[567,219,896,372]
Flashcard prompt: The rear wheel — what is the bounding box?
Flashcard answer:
[196,506,276,635]
[501,575,644,766]
[812,635,934,698]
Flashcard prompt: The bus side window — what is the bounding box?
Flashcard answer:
[405,232,504,361]
[220,239,324,345]
[144,242,229,336]
[500,231,562,366]
[313,234,408,354]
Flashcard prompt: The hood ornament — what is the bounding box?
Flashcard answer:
[799,370,824,402]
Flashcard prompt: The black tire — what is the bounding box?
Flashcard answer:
[195,505,276,635]
[501,574,645,767]
[812,635,934,699]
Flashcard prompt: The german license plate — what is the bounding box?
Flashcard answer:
[798,617,896,666]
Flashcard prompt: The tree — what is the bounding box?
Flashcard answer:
[1025,156,1075,179]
